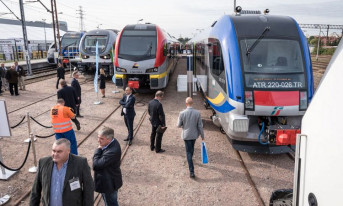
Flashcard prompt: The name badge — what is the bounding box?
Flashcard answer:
[69,177,81,191]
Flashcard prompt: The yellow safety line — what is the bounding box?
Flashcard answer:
[150,62,173,79]
[115,74,126,78]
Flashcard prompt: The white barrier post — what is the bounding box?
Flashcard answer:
[28,133,37,173]
[0,145,17,180]
[187,55,193,98]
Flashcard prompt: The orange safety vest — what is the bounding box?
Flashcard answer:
[50,105,73,133]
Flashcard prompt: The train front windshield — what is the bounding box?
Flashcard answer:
[240,38,306,90]
[118,30,157,61]
[82,35,107,54]
[61,37,80,49]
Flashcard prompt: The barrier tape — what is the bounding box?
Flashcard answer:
[30,116,52,128]
[35,133,55,138]
[0,141,31,171]
[10,116,26,129]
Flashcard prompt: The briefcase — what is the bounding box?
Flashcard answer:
[156,125,167,134]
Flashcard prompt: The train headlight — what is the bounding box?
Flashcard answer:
[82,55,89,59]
[116,67,127,73]
[145,67,158,73]
[245,91,254,110]
[100,54,111,59]
[299,91,307,110]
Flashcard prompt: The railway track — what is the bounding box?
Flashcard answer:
[26,67,72,85]
[8,78,93,114]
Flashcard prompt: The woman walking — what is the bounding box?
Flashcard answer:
[99,68,106,98]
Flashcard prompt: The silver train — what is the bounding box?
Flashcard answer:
[78,29,118,75]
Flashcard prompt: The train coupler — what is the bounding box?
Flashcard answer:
[128,78,140,89]
[266,125,300,145]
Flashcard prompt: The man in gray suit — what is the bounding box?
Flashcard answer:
[177,97,204,178]
[30,138,94,206]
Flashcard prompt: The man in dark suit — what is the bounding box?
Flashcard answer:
[71,71,82,117]
[56,63,65,89]
[93,127,122,206]
[57,80,81,130]
[119,87,136,146]
[148,90,166,153]
[30,138,94,206]
[6,66,19,96]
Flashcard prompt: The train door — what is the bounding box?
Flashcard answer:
[208,38,227,98]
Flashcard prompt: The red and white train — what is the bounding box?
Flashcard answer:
[114,23,178,91]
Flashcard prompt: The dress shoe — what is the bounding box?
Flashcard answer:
[76,115,84,118]
[76,123,81,131]
[15,94,19,96]
[156,149,165,153]
[150,147,155,151]
[128,140,132,146]
[190,173,195,178]
[123,138,129,141]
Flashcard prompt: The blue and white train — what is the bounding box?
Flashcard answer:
[192,10,314,153]
[47,31,84,65]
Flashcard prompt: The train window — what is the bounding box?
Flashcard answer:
[82,35,108,54]
[209,38,226,92]
[240,38,306,89]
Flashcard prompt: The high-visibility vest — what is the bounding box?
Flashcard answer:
[51,105,73,133]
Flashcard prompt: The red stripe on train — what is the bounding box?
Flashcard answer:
[114,30,123,67]
[254,91,299,106]
[154,25,166,67]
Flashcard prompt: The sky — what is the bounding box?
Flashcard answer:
[1,0,343,38]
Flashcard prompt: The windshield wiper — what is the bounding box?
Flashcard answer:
[246,27,270,56]
[144,42,153,56]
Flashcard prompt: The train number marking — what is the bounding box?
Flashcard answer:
[252,82,303,88]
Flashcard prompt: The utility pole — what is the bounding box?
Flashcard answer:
[53,0,62,59]
[76,6,85,32]
[50,0,57,52]
[42,19,47,52]
[316,27,322,61]
[19,0,32,75]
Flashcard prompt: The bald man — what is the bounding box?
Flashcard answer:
[177,97,204,178]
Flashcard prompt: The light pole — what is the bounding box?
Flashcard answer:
[42,19,47,53]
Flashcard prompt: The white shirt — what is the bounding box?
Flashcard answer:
[123,94,131,114]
